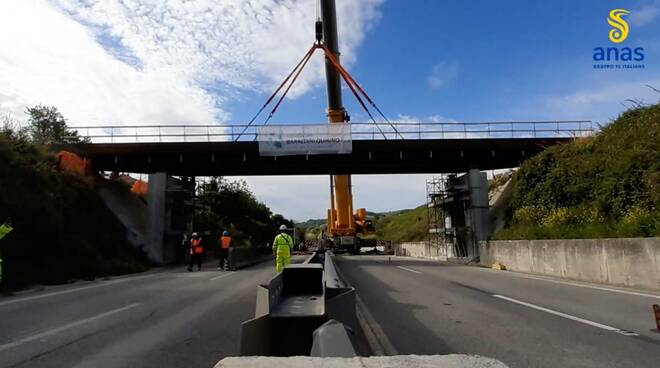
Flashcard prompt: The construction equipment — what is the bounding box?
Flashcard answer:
[321,0,374,253]
[233,0,384,253]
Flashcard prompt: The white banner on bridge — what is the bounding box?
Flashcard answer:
[257,124,352,156]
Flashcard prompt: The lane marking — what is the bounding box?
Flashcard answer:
[0,303,143,352]
[355,294,397,355]
[493,294,639,336]
[0,274,159,307]
[396,266,422,274]
[210,272,235,281]
[503,273,660,300]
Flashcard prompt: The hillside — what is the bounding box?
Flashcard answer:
[374,205,428,243]
[495,103,660,239]
[299,207,427,243]
[0,129,148,291]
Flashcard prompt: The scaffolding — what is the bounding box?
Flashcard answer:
[426,176,448,259]
[427,171,488,261]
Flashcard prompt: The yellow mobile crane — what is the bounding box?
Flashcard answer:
[320,0,374,252]
[239,0,392,251]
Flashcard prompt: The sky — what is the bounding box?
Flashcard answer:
[1,0,659,221]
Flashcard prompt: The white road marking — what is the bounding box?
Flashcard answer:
[0,303,143,352]
[500,273,660,300]
[355,295,397,355]
[0,275,158,307]
[397,266,422,274]
[492,294,639,336]
[210,272,235,281]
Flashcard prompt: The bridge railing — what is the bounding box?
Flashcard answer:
[67,120,594,143]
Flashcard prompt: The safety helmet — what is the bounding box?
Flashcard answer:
[192,232,198,237]
[223,230,229,236]
[279,224,287,231]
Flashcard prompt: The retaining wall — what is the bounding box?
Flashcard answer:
[395,242,447,261]
[480,238,660,291]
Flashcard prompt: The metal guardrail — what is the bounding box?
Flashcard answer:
[66,120,594,143]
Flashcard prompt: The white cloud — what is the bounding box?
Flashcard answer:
[239,174,438,221]
[631,0,660,26]
[427,60,460,90]
[544,80,660,123]
[242,172,512,221]
[0,0,383,125]
[0,0,222,125]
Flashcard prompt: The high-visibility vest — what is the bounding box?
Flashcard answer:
[272,233,293,255]
[191,238,204,254]
[220,236,232,249]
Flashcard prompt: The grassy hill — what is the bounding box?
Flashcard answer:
[495,103,659,239]
[299,207,428,243]
[373,205,428,243]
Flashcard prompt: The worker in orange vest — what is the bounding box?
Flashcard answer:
[188,232,204,272]
[218,230,232,270]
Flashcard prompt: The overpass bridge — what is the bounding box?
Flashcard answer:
[61,120,592,265]
[67,120,592,176]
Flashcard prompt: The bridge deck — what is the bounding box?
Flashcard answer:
[69,137,570,176]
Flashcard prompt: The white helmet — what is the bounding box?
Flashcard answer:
[279,225,287,231]
[192,232,198,237]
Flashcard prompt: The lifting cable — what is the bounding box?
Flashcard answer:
[320,44,403,140]
[235,45,317,141]
[235,43,402,141]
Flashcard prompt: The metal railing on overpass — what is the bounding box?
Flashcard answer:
[67,120,594,144]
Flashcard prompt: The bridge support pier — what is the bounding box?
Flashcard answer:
[431,169,489,261]
[466,168,490,259]
[145,173,194,265]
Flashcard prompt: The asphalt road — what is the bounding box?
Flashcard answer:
[335,255,660,368]
[3,254,660,368]
[0,259,286,368]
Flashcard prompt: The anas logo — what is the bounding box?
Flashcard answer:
[608,9,630,43]
[593,9,645,69]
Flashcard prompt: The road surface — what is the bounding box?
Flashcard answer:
[335,255,660,368]
[3,254,660,368]
[0,259,286,368]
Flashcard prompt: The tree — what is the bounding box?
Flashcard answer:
[194,177,294,247]
[25,105,86,144]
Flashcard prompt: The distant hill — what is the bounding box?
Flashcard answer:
[373,205,428,243]
[298,206,428,243]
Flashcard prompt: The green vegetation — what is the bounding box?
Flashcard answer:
[0,108,148,291]
[373,205,428,243]
[494,103,659,240]
[194,177,295,248]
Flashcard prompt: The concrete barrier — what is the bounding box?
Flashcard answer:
[215,355,508,368]
[480,238,660,291]
[395,242,447,261]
